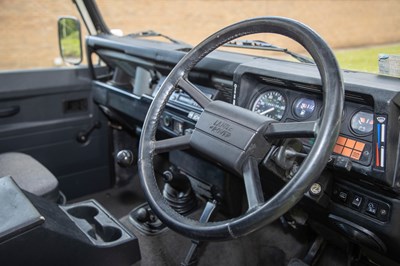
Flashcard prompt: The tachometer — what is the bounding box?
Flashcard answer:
[252,90,286,121]
[350,110,374,135]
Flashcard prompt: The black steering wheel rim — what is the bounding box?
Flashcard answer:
[138,16,344,241]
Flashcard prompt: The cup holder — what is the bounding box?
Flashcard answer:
[63,201,129,245]
[88,226,122,242]
[67,206,99,219]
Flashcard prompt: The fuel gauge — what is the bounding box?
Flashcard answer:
[293,98,316,119]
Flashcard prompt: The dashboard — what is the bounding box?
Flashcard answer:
[88,34,400,262]
[87,34,400,191]
[159,77,376,166]
[153,68,385,185]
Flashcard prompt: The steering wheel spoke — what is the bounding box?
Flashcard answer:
[264,120,319,139]
[243,157,264,211]
[177,77,212,108]
[154,134,191,154]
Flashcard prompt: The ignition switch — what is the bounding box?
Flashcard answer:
[273,139,305,172]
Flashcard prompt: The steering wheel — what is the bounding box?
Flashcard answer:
[138,17,344,241]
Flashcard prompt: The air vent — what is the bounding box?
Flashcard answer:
[258,75,320,93]
[214,83,233,103]
[343,93,371,105]
[258,76,287,87]
[212,76,234,103]
[292,82,321,93]
[258,75,371,105]
[294,81,370,104]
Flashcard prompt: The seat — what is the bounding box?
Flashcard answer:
[0,152,62,202]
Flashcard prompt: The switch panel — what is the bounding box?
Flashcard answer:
[332,184,390,222]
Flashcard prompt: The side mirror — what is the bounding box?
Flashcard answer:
[58,16,82,65]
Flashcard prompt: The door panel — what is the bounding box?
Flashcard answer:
[0,67,111,199]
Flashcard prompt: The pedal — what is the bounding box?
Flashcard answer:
[303,235,325,264]
[181,200,217,266]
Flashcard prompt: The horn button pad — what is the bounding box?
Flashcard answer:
[190,101,275,174]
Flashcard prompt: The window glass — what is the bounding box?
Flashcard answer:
[2,0,398,76]
[97,0,400,76]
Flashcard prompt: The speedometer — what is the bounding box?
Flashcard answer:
[252,90,286,121]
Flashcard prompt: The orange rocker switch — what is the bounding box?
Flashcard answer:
[333,136,365,161]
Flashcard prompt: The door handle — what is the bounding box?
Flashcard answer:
[0,106,20,118]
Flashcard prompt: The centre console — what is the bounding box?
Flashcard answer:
[0,175,140,266]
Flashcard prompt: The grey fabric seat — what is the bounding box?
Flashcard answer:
[0,152,61,202]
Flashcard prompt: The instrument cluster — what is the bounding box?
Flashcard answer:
[250,88,374,137]
[248,86,375,167]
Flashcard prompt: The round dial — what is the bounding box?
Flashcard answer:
[293,97,316,119]
[351,110,374,135]
[252,90,286,121]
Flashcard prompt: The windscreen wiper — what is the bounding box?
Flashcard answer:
[127,30,188,45]
[224,39,314,64]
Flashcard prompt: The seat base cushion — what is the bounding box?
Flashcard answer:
[0,152,59,201]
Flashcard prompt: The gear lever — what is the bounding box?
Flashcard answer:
[162,167,197,215]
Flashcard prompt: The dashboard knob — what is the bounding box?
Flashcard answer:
[116,150,134,167]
